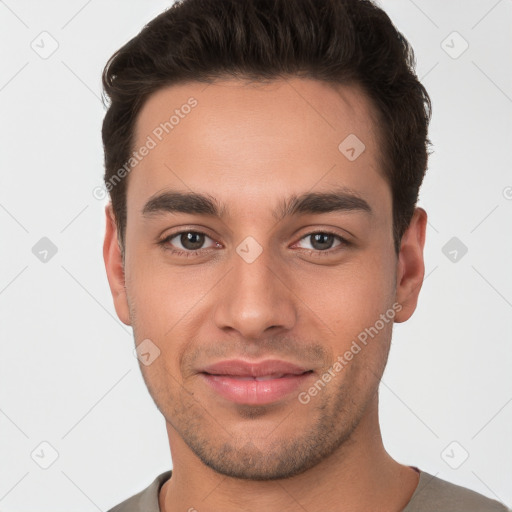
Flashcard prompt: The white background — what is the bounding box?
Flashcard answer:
[0,0,511,510]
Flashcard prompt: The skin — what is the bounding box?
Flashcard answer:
[103,77,427,512]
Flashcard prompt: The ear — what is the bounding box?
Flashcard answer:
[394,207,427,323]
[103,203,131,326]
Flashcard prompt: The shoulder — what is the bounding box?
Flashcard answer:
[106,470,172,512]
[404,470,511,512]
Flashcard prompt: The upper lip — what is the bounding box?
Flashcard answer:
[200,359,311,377]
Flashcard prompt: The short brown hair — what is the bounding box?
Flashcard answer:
[101,0,432,256]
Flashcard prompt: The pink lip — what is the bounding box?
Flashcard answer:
[199,359,314,405]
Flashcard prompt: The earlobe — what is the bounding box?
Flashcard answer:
[394,207,427,323]
[103,203,131,326]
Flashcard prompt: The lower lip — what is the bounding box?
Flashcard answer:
[201,372,313,405]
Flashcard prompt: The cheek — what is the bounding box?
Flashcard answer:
[125,253,213,365]
[292,255,396,341]
[126,246,188,305]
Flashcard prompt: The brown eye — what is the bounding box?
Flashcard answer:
[159,231,218,255]
[296,232,345,252]
[179,232,206,250]
[309,233,336,250]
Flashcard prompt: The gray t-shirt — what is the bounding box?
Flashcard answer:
[107,468,511,511]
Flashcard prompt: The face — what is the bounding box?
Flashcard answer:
[104,77,425,480]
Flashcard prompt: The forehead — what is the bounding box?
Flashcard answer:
[128,77,388,219]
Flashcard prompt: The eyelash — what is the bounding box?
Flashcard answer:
[157,230,350,258]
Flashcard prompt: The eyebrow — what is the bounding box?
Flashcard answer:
[142,187,372,222]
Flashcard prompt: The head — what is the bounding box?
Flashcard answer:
[103,0,430,480]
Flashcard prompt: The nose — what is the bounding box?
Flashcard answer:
[213,244,297,340]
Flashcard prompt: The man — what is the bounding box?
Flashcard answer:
[101,0,510,510]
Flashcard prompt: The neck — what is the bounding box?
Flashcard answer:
[159,395,419,512]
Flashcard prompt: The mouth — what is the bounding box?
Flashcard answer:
[198,360,315,405]
[201,371,313,381]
